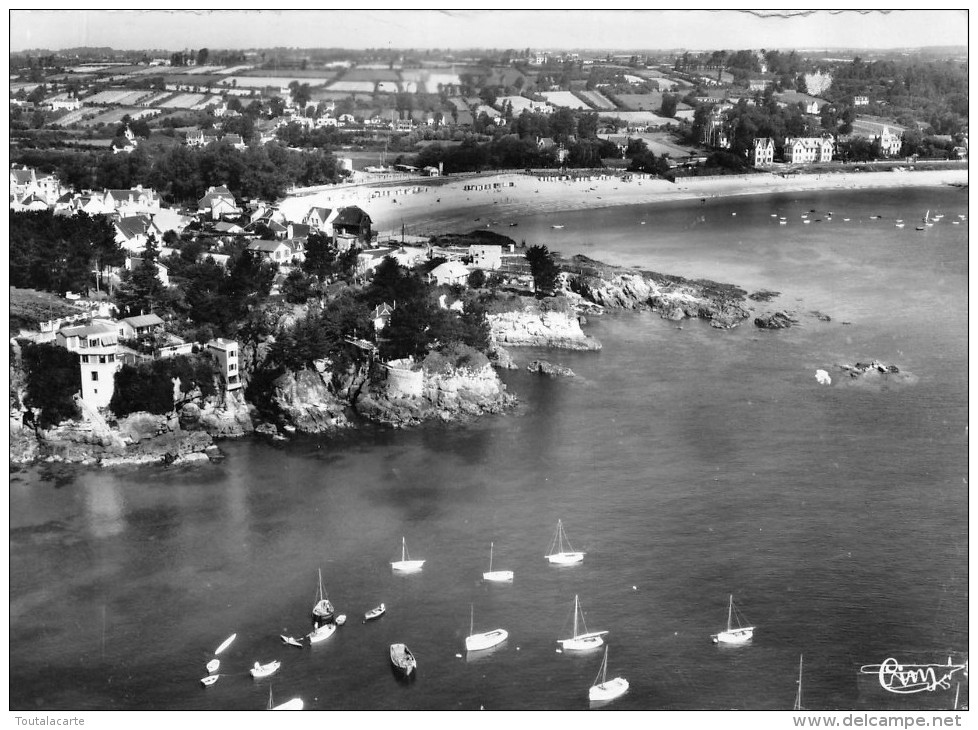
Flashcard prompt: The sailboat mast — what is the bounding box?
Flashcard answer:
[601,647,608,683]
[794,654,804,710]
[574,595,579,637]
[727,595,733,632]
[470,604,474,635]
[489,542,494,571]
[402,537,406,562]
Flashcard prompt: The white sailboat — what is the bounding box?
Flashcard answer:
[391,537,425,573]
[482,541,514,582]
[711,594,755,644]
[312,568,334,621]
[588,646,629,704]
[557,595,608,652]
[793,654,804,711]
[214,633,236,655]
[546,519,584,564]
[464,604,508,652]
[250,660,281,678]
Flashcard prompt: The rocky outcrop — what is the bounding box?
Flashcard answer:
[488,306,602,350]
[754,311,798,329]
[487,344,518,370]
[840,360,901,377]
[355,349,515,427]
[565,256,751,329]
[527,360,575,377]
[179,389,256,437]
[268,367,352,433]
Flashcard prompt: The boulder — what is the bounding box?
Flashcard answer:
[754,311,798,329]
[527,360,575,377]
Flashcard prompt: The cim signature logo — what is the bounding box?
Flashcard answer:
[859,657,968,694]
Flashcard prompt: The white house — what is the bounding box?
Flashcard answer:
[247,239,298,265]
[429,260,470,286]
[371,302,395,331]
[206,338,242,391]
[469,244,503,270]
[784,136,833,164]
[875,126,902,156]
[752,137,776,167]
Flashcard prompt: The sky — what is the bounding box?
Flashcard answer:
[7,9,971,54]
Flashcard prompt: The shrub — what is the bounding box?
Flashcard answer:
[110,355,217,417]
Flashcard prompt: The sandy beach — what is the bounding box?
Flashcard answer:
[278,166,968,236]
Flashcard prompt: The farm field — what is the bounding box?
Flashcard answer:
[224,75,334,88]
[615,92,665,111]
[575,89,616,110]
[541,91,589,109]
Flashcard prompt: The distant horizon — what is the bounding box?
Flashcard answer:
[8,9,969,54]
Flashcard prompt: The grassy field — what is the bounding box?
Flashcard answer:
[10,288,84,332]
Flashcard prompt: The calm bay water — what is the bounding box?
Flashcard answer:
[9,186,968,712]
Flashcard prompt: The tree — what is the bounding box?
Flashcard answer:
[116,238,167,316]
[282,269,315,304]
[21,343,81,428]
[302,232,337,281]
[467,269,487,288]
[196,48,209,66]
[525,244,560,296]
[660,94,678,118]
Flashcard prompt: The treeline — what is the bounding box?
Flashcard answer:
[110,355,218,418]
[11,139,343,206]
[826,57,968,135]
[10,211,124,294]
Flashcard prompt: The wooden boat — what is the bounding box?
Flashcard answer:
[281,635,303,647]
[711,595,755,644]
[557,595,608,652]
[200,674,220,687]
[588,646,629,704]
[389,643,417,677]
[250,660,281,678]
[391,537,425,573]
[482,541,514,582]
[206,658,220,673]
[312,568,335,622]
[546,519,584,564]
[364,603,386,622]
[335,614,347,626]
[307,621,337,644]
[793,654,804,710]
[551,224,564,229]
[214,633,236,655]
[464,604,508,652]
[268,687,303,711]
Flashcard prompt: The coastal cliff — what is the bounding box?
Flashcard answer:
[487,296,602,350]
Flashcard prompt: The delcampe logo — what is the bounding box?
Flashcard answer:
[859,657,968,695]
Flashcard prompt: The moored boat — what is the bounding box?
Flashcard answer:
[389,643,417,677]
[483,541,514,582]
[206,658,220,673]
[711,595,755,645]
[250,660,281,678]
[588,646,629,704]
[364,603,386,622]
[214,633,236,655]
[465,605,508,652]
[281,635,303,647]
[391,537,425,573]
[546,519,584,564]
[307,621,336,644]
[557,595,608,652]
[312,568,335,622]
[200,674,220,687]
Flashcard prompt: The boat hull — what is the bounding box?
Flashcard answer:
[308,623,337,643]
[559,633,606,652]
[589,677,629,703]
[712,627,754,645]
[250,661,281,678]
[391,560,425,573]
[483,570,514,582]
[312,599,335,620]
[364,604,386,622]
[547,552,584,565]
[271,698,304,710]
[389,644,417,677]
[200,675,220,687]
[465,629,508,652]
[214,633,236,655]
[206,659,220,673]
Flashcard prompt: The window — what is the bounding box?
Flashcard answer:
[81,355,89,363]
[229,363,236,372]
[91,372,98,381]
[99,356,107,364]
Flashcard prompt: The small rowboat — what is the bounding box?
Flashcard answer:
[215,633,236,655]
[250,660,281,679]
[281,635,303,647]
[200,674,220,687]
[335,615,347,626]
[364,603,386,622]
[390,643,417,677]
[206,658,220,673]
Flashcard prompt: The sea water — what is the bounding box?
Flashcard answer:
[8,186,968,711]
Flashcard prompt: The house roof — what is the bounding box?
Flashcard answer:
[247,239,289,253]
[11,169,34,185]
[430,261,470,279]
[115,216,150,239]
[372,302,395,318]
[333,206,372,227]
[289,223,311,239]
[122,313,164,328]
[308,206,332,220]
[213,221,243,233]
[59,323,117,337]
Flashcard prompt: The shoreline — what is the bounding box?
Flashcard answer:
[278,166,969,233]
